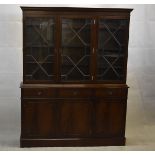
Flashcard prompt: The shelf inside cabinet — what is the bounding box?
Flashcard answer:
[99,26,126,30]
[100,54,124,58]
[25,45,54,48]
[25,61,54,64]
[62,45,90,48]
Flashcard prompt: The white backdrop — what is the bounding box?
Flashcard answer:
[0,4,155,148]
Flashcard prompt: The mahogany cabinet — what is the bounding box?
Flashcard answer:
[20,7,132,147]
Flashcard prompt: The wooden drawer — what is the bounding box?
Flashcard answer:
[95,88,128,98]
[22,88,56,98]
[58,88,92,98]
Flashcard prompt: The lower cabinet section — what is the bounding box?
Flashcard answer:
[21,99,127,146]
[21,86,128,147]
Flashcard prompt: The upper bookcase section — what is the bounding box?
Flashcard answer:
[21,7,132,84]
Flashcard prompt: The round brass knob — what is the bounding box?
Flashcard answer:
[37,91,42,95]
[108,91,113,95]
[73,91,77,95]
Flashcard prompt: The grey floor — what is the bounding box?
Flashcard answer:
[0,69,155,151]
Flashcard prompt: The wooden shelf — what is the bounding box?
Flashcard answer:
[99,26,126,30]
[26,61,54,64]
[101,54,124,57]
[25,45,54,48]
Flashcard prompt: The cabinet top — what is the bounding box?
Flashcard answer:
[20,7,133,13]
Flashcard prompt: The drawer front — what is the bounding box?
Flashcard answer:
[58,88,92,98]
[22,88,56,98]
[21,87,128,99]
[95,88,128,98]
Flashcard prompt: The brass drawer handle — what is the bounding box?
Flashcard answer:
[108,91,113,95]
[37,91,42,96]
[73,91,78,95]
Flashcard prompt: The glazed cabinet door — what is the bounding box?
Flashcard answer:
[93,99,126,137]
[57,99,92,137]
[23,17,56,83]
[60,17,93,82]
[21,100,57,138]
[96,18,129,82]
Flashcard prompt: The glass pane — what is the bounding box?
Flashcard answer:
[97,19,128,81]
[61,18,92,81]
[24,17,55,81]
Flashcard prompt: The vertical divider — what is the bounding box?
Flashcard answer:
[95,17,99,81]
[91,16,98,82]
[53,16,61,135]
[90,17,97,136]
[90,17,95,82]
[55,16,61,83]
[23,14,26,83]
[124,19,130,83]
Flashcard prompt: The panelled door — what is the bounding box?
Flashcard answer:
[57,99,92,137]
[60,17,94,82]
[24,17,56,82]
[96,18,129,82]
[21,100,57,138]
[93,99,126,137]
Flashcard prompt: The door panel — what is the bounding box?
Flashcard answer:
[22,100,57,138]
[60,18,93,81]
[93,99,126,137]
[24,17,55,82]
[58,100,91,137]
[97,19,129,81]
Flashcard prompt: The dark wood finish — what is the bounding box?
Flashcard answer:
[20,7,132,147]
[57,99,92,137]
[22,88,56,98]
[93,99,127,137]
[95,87,128,98]
[21,7,132,12]
[20,137,125,147]
[21,100,57,138]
